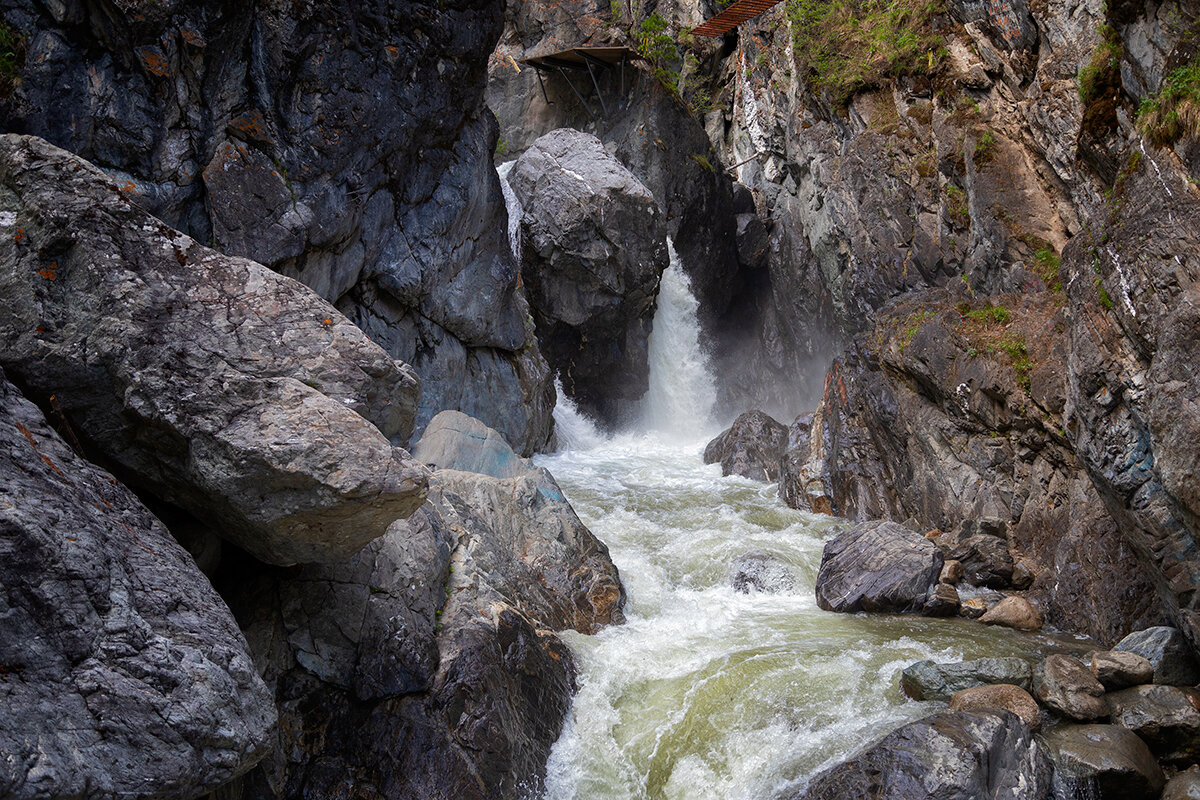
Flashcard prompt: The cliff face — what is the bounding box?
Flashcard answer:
[1,0,554,454]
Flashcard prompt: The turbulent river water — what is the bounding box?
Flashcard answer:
[531,242,1074,800]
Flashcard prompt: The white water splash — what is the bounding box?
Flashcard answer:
[497,160,523,263]
[640,238,719,440]
[553,378,608,452]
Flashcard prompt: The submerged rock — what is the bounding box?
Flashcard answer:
[0,134,428,566]
[0,373,275,798]
[815,521,943,614]
[731,553,795,594]
[901,657,1033,701]
[1114,627,1200,686]
[795,710,1051,800]
[509,128,668,427]
[703,410,788,482]
[1043,724,1165,799]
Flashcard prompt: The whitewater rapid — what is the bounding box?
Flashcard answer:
[533,239,1065,799]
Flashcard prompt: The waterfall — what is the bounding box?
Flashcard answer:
[496,160,522,264]
[640,238,718,439]
[552,378,607,451]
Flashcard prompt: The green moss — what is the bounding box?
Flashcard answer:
[689,153,715,173]
[972,130,997,168]
[0,18,26,100]
[1138,57,1200,145]
[899,310,937,348]
[784,0,944,109]
[944,183,969,228]
[1078,24,1121,105]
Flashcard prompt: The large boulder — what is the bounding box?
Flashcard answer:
[0,134,429,566]
[1114,627,1200,686]
[815,521,944,614]
[508,128,668,426]
[901,657,1033,701]
[794,710,1051,800]
[979,596,1044,631]
[0,373,275,798]
[412,409,530,480]
[703,410,788,482]
[1042,725,1165,799]
[1035,655,1108,721]
[1105,685,1200,765]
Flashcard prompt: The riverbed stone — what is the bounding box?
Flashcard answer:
[0,372,275,798]
[947,534,1014,588]
[979,596,1043,631]
[1162,769,1200,800]
[1114,627,1200,686]
[1091,651,1155,690]
[901,657,1033,701]
[950,684,1042,731]
[0,134,429,566]
[795,710,1051,800]
[703,410,787,482]
[731,553,795,594]
[1042,724,1165,799]
[924,583,962,617]
[940,560,964,585]
[815,521,944,614]
[1036,655,1108,721]
[411,409,529,480]
[1105,685,1200,765]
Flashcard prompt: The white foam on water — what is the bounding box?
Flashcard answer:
[497,160,523,264]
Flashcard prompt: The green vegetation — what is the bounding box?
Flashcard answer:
[690,153,715,173]
[636,13,681,94]
[899,310,937,348]
[972,130,997,167]
[996,333,1032,391]
[495,138,508,156]
[784,0,944,109]
[1078,24,1121,105]
[1138,57,1200,145]
[0,19,26,100]
[965,303,1011,325]
[1034,246,1062,292]
[944,183,969,228]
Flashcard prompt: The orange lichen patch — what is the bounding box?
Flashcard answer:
[13,227,24,243]
[15,421,64,476]
[180,25,207,48]
[136,46,170,77]
[228,110,272,145]
[118,181,137,194]
[37,262,57,280]
[384,45,399,62]
[322,317,333,327]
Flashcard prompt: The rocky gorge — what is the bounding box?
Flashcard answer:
[2,0,1200,796]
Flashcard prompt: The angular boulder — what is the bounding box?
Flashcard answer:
[795,711,1051,800]
[923,582,961,617]
[509,128,668,426]
[815,521,943,614]
[1106,685,1200,765]
[0,134,428,566]
[1114,627,1200,686]
[1092,651,1155,690]
[947,534,1014,588]
[0,373,276,798]
[703,410,788,482]
[1036,655,1108,721]
[1162,770,1200,800]
[1042,725,1165,799]
[901,657,1033,701]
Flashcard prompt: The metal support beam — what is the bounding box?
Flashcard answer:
[556,66,596,120]
[534,67,554,106]
[583,59,609,117]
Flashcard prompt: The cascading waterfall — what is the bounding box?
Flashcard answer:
[496,160,523,265]
[534,235,1064,800]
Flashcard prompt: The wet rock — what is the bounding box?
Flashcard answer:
[924,583,962,617]
[412,409,529,480]
[0,134,429,566]
[795,710,1051,800]
[1091,651,1155,690]
[960,597,991,619]
[1105,685,1200,765]
[703,410,787,482]
[980,596,1043,631]
[731,553,795,594]
[509,128,668,427]
[0,373,275,798]
[940,559,964,585]
[901,657,1033,701]
[1043,725,1165,799]
[815,521,944,614]
[1162,769,1200,800]
[947,534,1014,589]
[950,684,1042,731]
[1036,655,1108,721]
[1114,627,1200,686]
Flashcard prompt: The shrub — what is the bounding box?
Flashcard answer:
[1078,25,1122,105]
[1138,57,1200,145]
[965,303,1010,325]
[0,19,26,100]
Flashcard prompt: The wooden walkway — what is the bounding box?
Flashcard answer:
[690,0,785,37]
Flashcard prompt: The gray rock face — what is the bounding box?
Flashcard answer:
[412,409,531,480]
[0,134,429,566]
[0,372,275,798]
[1036,655,1108,721]
[1115,627,1200,686]
[1043,725,1165,800]
[703,410,788,482]
[794,710,1051,800]
[2,0,553,455]
[901,657,1033,701]
[1106,685,1200,765]
[509,128,668,426]
[815,521,944,614]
